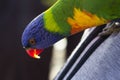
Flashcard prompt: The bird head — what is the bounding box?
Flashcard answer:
[21,13,63,59]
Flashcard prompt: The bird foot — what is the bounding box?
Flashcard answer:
[99,21,120,36]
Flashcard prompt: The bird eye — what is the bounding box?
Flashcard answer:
[29,38,36,45]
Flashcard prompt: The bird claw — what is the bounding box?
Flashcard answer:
[99,21,120,36]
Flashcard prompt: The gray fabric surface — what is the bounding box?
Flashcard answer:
[71,32,120,80]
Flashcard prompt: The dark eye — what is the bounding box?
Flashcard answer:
[29,38,36,45]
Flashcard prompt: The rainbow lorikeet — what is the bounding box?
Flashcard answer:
[22,0,120,59]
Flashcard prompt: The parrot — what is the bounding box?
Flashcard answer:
[21,0,120,59]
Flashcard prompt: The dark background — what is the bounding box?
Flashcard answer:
[0,0,82,80]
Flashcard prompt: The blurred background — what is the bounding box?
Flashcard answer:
[0,0,83,80]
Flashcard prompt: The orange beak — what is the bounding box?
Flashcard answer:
[26,48,43,59]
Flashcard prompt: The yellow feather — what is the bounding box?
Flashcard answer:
[67,8,107,34]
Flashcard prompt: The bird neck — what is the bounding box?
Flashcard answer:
[44,0,78,36]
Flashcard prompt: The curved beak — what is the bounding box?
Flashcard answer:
[25,48,43,59]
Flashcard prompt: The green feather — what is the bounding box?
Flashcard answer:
[44,0,120,36]
[79,0,120,20]
[44,0,73,36]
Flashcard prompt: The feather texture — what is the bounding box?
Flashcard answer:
[22,0,120,58]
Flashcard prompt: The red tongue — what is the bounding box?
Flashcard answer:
[26,48,43,59]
